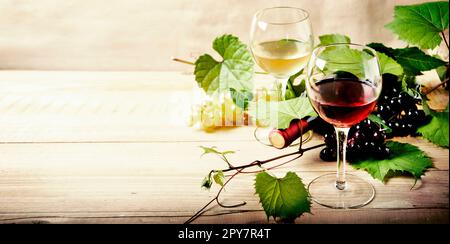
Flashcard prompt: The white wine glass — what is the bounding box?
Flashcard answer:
[250,6,314,146]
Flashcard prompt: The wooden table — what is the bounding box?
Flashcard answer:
[0,71,448,224]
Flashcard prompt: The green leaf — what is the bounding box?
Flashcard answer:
[367,43,396,58]
[421,94,433,116]
[199,146,220,156]
[250,97,317,129]
[201,173,213,190]
[418,109,449,148]
[352,141,433,182]
[199,146,235,157]
[368,114,392,133]
[230,88,253,110]
[318,34,351,46]
[436,65,447,81]
[401,75,421,98]
[368,43,447,76]
[393,47,446,76]
[377,52,403,76]
[285,69,306,100]
[254,171,311,220]
[318,46,374,79]
[213,171,225,187]
[385,1,449,49]
[194,34,254,94]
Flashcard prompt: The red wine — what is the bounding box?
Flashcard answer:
[308,78,378,128]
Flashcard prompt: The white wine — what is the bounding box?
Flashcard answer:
[252,39,311,78]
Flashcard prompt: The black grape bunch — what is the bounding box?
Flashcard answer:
[319,119,389,162]
[374,74,428,137]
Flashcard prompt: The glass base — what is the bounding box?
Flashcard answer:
[308,173,375,209]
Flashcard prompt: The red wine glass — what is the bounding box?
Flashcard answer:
[306,43,382,208]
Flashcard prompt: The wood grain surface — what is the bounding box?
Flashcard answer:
[0,71,448,224]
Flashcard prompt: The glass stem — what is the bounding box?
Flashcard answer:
[335,127,350,190]
[275,78,288,101]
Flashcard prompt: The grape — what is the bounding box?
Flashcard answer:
[190,93,247,131]
[416,110,426,121]
[200,104,220,130]
[389,98,400,110]
[363,141,377,152]
[354,124,364,132]
[310,117,334,136]
[405,123,414,131]
[320,147,336,162]
[405,108,419,119]
[324,133,336,147]
[352,130,365,144]
[372,130,385,143]
[360,119,372,128]
[398,92,415,107]
[378,104,392,117]
[391,87,399,94]
[381,74,398,90]
[347,143,362,158]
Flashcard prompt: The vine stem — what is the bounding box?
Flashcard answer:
[212,143,325,174]
[424,77,449,95]
[185,143,326,224]
[172,57,269,75]
[184,169,244,224]
[172,57,195,65]
[441,31,449,49]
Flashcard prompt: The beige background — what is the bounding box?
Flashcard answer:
[0,0,439,71]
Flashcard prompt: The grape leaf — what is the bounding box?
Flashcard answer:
[367,43,396,58]
[285,69,306,100]
[199,146,235,157]
[346,43,403,76]
[368,43,446,76]
[392,47,446,76]
[318,46,374,79]
[418,109,449,148]
[230,88,253,110]
[368,114,392,133]
[401,75,421,98]
[213,171,225,187]
[377,52,403,76]
[436,65,447,81]
[385,1,449,49]
[201,173,213,190]
[421,95,433,116]
[250,97,317,129]
[194,34,254,94]
[318,34,351,46]
[254,171,311,221]
[352,141,433,182]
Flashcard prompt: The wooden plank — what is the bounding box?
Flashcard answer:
[0,139,447,172]
[0,209,447,224]
[0,141,447,217]
[0,170,446,213]
[0,71,198,142]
